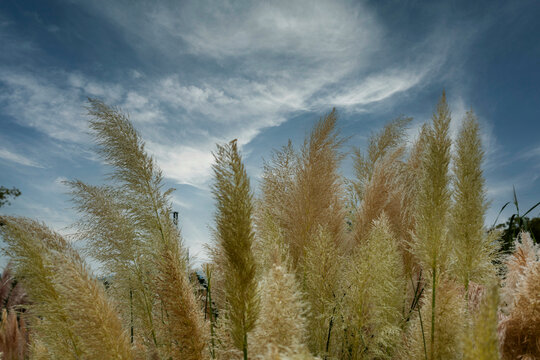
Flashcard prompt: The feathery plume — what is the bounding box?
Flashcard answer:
[252,262,308,358]
[411,92,453,359]
[463,283,500,360]
[255,141,298,272]
[0,216,133,359]
[343,214,406,359]
[0,308,27,360]
[72,99,208,359]
[353,147,406,245]
[301,226,342,357]
[260,346,316,360]
[400,123,429,250]
[283,109,346,267]
[352,115,411,202]
[66,182,153,339]
[499,232,540,359]
[450,111,497,291]
[0,263,29,359]
[28,336,50,360]
[500,232,539,312]
[404,278,466,360]
[499,260,540,359]
[211,139,259,360]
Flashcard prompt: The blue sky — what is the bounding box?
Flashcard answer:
[1,0,539,265]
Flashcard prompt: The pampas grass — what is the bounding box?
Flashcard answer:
[463,283,500,360]
[450,111,497,291]
[499,261,540,359]
[72,99,208,359]
[301,226,342,357]
[211,139,259,360]
[501,232,538,312]
[499,232,540,359]
[352,116,411,203]
[353,147,406,244]
[0,308,27,360]
[0,263,29,359]
[404,278,466,360]
[411,92,453,359]
[252,262,308,358]
[255,141,297,273]
[343,214,406,359]
[0,216,133,359]
[282,109,346,267]
[1,95,537,360]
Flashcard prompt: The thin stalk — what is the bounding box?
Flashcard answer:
[325,306,336,359]
[243,332,248,360]
[430,267,436,360]
[465,276,470,306]
[405,272,424,323]
[130,289,134,344]
[206,267,216,359]
[418,302,428,360]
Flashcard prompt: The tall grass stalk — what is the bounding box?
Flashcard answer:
[343,214,406,359]
[71,99,207,359]
[412,92,453,359]
[450,111,496,292]
[211,139,259,360]
[283,109,346,267]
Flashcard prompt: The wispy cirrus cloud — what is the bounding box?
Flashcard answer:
[0,70,88,142]
[0,147,43,168]
[1,0,466,190]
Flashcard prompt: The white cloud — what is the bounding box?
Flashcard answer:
[1,1,465,190]
[0,147,43,168]
[0,0,462,195]
[518,145,540,160]
[170,0,377,64]
[321,69,426,109]
[146,142,215,188]
[0,70,88,142]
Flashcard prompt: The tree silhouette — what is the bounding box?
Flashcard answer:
[0,187,20,208]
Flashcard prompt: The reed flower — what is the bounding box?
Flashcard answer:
[282,109,346,267]
[252,262,308,358]
[405,278,466,360]
[0,263,29,360]
[0,216,133,359]
[411,92,453,359]
[450,111,497,291]
[71,99,208,359]
[352,115,411,202]
[500,232,538,312]
[211,139,259,360]
[499,232,540,359]
[301,226,342,357]
[343,214,406,359]
[255,141,297,272]
[463,283,500,360]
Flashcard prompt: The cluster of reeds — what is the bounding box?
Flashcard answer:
[1,94,539,359]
